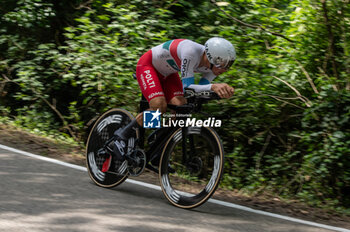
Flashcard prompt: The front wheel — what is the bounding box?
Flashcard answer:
[159,127,224,209]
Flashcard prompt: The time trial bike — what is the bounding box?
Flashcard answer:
[86,75,225,209]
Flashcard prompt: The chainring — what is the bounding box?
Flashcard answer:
[127,149,146,176]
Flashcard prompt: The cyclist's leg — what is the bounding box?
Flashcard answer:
[121,50,165,131]
[105,51,161,160]
[134,96,167,127]
[164,72,187,106]
[134,50,168,125]
[109,50,168,156]
[136,51,166,105]
[135,72,185,130]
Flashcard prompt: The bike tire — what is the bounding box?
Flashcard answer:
[159,127,224,209]
[86,108,138,188]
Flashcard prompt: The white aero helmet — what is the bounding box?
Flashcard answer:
[205,37,236,70]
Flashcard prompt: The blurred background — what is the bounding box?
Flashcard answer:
[0,0,349,214]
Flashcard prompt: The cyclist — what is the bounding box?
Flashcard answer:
[106,37,236,165]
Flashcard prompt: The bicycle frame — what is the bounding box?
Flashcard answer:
[137,95,193,174]
[137,95,176,172]
[86,76,224,208]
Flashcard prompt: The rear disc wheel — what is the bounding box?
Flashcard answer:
[86,108,138,188]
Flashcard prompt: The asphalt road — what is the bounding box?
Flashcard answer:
[0,147,346,232]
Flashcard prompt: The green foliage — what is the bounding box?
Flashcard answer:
[1,0,350,210]
[3,0,55,28]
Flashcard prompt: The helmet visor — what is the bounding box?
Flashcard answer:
[224,59,235,69]
[215,59,235,70]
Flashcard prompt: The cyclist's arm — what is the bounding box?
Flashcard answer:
[183,74,234,98]
[180,54,205,92]
[180,46,216,92]
[182,77,211,92]
[182,72,215,92]
[201,72,234,98]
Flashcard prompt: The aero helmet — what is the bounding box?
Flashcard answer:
[204,37,236,70]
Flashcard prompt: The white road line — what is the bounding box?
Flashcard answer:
[0,143,349,232]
